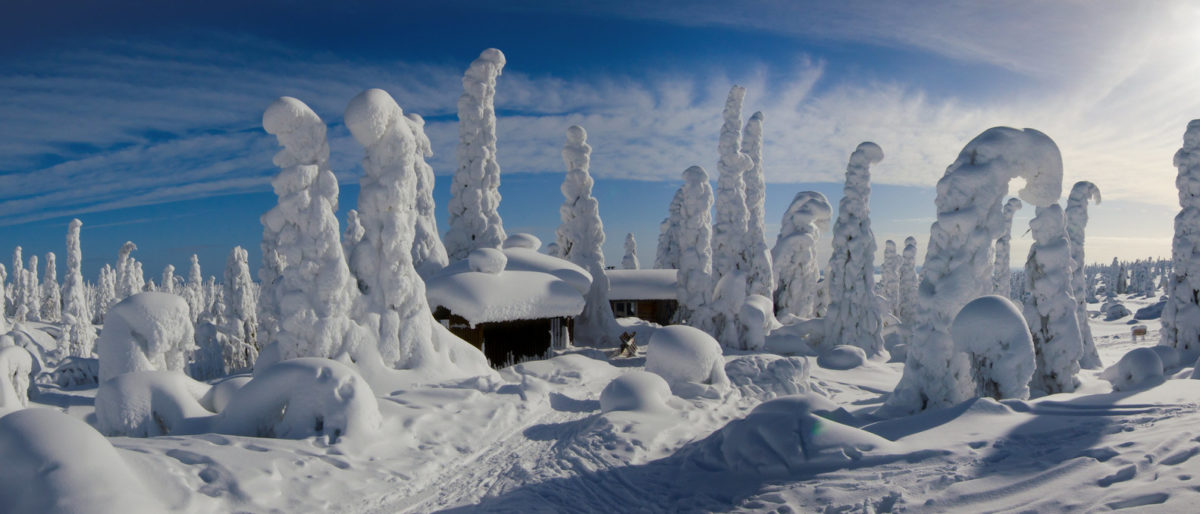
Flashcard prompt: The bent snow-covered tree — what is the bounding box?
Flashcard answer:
[887,127,1064,414]
[261,96,362,361]
[406,113,450,279]
[897,236,919,326]
[1163,119,1200,363]
[61,219,94,357]
[824,142,886,356]
[1066,181,1101,369]
[741,111,774,299]
[622,233,639,270]
[994,198,1022,298]
[1024,204,1083,395]
[772,191,832,319]
[655,189,684,269]
[445,48,507,261]
[675,166,715,327]
[555,125,620,346]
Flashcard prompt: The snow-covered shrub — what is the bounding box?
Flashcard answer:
[262,96,363,363]
[1103,347,1164,391]
[446,48,507,261]
[773,191,832,319]
[994,198,1022,298]
[825,142,885,356]
[1162,119,1200,363]
[94,370,213,436]
[741,110,774,299]
[554,125,619,346]
[1066,182,1101,369]
[817,345,867,370]
[950,295,1034,400]
[405,113,450,279]
[97,292,195,383]
[738,294,775,351]
[203,375,251,413]
[600,371,673,414]
[622,233,639,270]
[0,408,164,512]
[675,166,715,327]
[215,358,380,442]
[502,233,541,250]
[690,395,895,476]
[889,127,1063,414]
[60,219,95,357]
[1024,205,1084,396]
[0,346,33,411]
[645,325,729,398]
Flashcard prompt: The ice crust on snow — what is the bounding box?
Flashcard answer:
[600,371,673,414]
[645,325,729,398]
[97,292,195,384]
[951,295,1034,400]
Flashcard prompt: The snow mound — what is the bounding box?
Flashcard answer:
[216,358,380,442]
[0,408,164,513]
[725,354,811,400]
[1149,345,1181,370]
[738,294,775,351]
[818,345,867,370]
[505,353,619,386]
[203,375,252,412]
[1134,300,1166,320]
[468,247,507,274]
[0,346,34,412]
[502,233,542,250]
[94,370,213,437]
[1103,347,1164,391]
[764,318,823,356]
[690,395,896,476]
[600,371,673,414]
[1103,302,1131,321]
[645,325,729,398]
[951,295,1035,400]
[97,292,195,383]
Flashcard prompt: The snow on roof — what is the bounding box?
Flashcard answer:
[607,269,678,300]
[426,270,585,326]
[435,246,592,295]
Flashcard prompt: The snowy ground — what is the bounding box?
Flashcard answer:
[22,292,1200,513]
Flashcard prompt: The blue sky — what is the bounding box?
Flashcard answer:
[2,0,1198,281]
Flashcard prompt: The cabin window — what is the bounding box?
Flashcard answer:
[613,301,637,317]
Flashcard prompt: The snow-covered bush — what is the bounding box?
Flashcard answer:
[645,325,729,398]
[741,110,774,299]
[0,346,33,410]
[994,198,1022,298]
[654,189,684,269]
[737,294,775,351]
[675,166,715,326]
[215,358,380,442]
[405,113,450,279]
[622,233,639,270]
[600,371,673,414]
[1162,119,1200,363]
[818,345,867,370]
[951,295,1034,400]
[0,408,164,512]
[1135,300,1166,320]
[824,142,885,356]
[889,127,1063,414]
[262,96,364,363]
[1024,205,1083,396]
[1066,181,1102,369]
[724,354,811,400]
[1103,347,1164,391]
[53,356,99,388]
[772,191,831,319]
[60,219,95,357]
[94,370,213,436]
[502,233,541,250]
[554,125,619,346]
[97,292,195,383]
[445,48,507,261]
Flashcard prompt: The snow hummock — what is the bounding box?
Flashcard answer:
[951,295,1034,400]
[818,345,868,370]
[1102,347,1164,391]
[600,371,673,414]
[97,292,195,384]
[645,325,729,398]
[502,233,542,250]
[437,242,592,295]
[95,370,213,436]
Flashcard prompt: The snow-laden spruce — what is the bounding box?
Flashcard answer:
[888,127,1063,414]
[261,96,364,362]
[40,252,59,322]
[712,86,752,285]
[622,233,639,270]
[445,48,507,261]
[897,236,919,326]
[741,111,774,299]
[880,240,900,316]
[405,113,450,279]
[772,191,832,319]
[554,125,619,346]
[21,254,38,322]
[94,264,117,323]
[115,242,139,300]
[655,188,684,269]
[221,246,259,371]
[951,295,1035,400]
[675,166,715,327]
[183,255,204,322]
[1162,119,1200,363]
[824,142,885,356]
[1066,181,1102,369]
[994,198,1022,298]
[343,209,365,260]
[61,219,94,357]
[1023,211,1083,396]
[9,247,22,319]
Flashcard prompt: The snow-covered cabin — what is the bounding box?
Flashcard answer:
[425,235,591,367]
[606,269,678,325]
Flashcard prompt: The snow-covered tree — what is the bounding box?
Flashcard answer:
[406,113,450,279]
[133,261,145,292]
[1024,204,1083,396]
[880,240,900,316]
[654,189,684,269]
[555,125,619,346]
[23,255,39,322]
[712,85,752,284]
[994,198,1022,298]
[160,265,176,295]
[262,95,363,362]
[772,191,832,319]
[40,252,59,322]
[221,246,259,371]
[445,48,507,261]
[622,233,639,270]
[343,209,365,260]
[1163,119,1200,363]
[0,264,7,334]
[61,219,95,357]
[1066,181,1102,369]
[183,255,204,322]
[94,264,116,323]
[345,88,445,368]
[675,166,715,327]
[741,111,774,299]
[115,242,138,300]
[10,247,22,318]
[897,236,919,325]
[887,127,1064,414]
[824,142,886,356]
